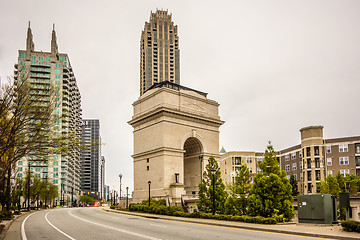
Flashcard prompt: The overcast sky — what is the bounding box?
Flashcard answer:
[1,0,360,195]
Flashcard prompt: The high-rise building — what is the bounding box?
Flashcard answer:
[14,23,82,205]
[140,10,180,96]
[80,119,103,198]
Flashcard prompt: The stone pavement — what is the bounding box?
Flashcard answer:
[103,208,360,240]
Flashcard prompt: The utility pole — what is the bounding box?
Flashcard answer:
[119,173,122,206]
[27,162,30,211]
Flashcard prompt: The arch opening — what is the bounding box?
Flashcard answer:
[183,137,203,196]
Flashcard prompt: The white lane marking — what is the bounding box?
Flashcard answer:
[150,224,167,228]
[69,210,162,240]
[21,212,36,240]
[45,211,76,240]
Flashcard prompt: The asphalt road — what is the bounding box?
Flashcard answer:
[12,207,328,240]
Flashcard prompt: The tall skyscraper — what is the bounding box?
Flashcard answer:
[140,10,180,96]
[80,119,103,198]
[14,23,82,205]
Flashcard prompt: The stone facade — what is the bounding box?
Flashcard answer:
[129,82,224,205]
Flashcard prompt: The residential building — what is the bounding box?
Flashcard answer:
[140,10,180,96]
[220,126,360,195]
[80,119,103,198]
[14,23,82,205]
[219,149,263,185]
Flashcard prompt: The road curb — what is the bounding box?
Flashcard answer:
[102,208,358,240]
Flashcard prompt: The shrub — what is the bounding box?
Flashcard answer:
[0,211,14,219]
[14,210,21,215]
[128,202,277,224]
[341,220,360,232]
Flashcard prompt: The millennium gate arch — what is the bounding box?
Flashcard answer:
[129,81,224,205]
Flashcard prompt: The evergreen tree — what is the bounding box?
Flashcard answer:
[289,174,299,196]
[319,174,340,196]
[336,172,346,193]
[198,156,227,214]
[225,164,251,215]
[248,142,294,221]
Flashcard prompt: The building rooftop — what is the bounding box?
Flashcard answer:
[146,81,208,97]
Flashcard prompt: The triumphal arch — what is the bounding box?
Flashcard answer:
[128,81,224,205]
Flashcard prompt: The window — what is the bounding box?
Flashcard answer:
[55,75,61,79]
[53,168,58,172]
[147,166,149,171]
[356,144,360,154]
[38,57,44,61]
[285,155,290,161]
[314,146,319,156]
[55,69,61,74]
[315,170,320,181]
[224,169,227,174]
[257,167,262,173]
[307,171,312,181]
[327,158,332,166]
[35,167,41,172]
[53,179,58,184]
[53,155,59,160]
[224,159,226,165]
[175,173,179,183]
[307,159,311,169]
[339,157,349,165]
[356,157,360,167]
[246,157,252,164]
[56,63,61,68]
[340,169,350,177]
[31,56,36,61]
[291,153,296,160]
[328,170,333,175]
[292,163,297,171]
[299,150,302,158]
[17,173,23,178]
[19,52,26,58]
[45,57,51,62]
[293,174,297,180]
[18,167,23,172]
[300,173,303,180]
[299,161,302,170]
[339,144,348,152]
[285,164,290,172]
[306,147,311,157]
[286,175,290,179]
[18,161,23,166]
[326,146,331,154]
[234,157,241,165]
[20,61,26,65]
[315,158,320,168]
[146,158,149,163]
[248,167,253,173]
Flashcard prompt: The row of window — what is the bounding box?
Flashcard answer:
[284,144,355,161]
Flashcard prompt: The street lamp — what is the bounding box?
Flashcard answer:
[211,168,216,215]
[148,181,151,207]
[126,187,129,209]
[119,173,122,206]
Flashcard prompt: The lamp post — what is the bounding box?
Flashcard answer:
[211,169,216,215]
[148,181,151,207]
[126,187,129,209]
[119,173,122,206]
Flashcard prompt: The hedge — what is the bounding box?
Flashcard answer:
[129,204,277,224]
[341,220,360,232]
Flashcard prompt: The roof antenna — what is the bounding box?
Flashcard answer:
[28,21,30,28]
[53,23,55,31]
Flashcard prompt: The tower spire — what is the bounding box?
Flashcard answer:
[26,21,35,55]
[51,23,58,58]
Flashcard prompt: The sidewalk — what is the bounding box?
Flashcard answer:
[103,208,360,240]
